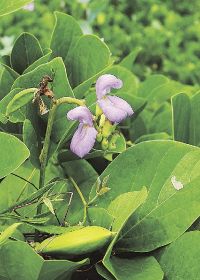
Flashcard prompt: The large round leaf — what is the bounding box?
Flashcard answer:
[0,132,30,178]
[91,140,200,252]
[158,231,200,280]
[0,241,89,280]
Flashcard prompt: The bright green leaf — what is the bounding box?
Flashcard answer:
[11,32,43,74]
[172,92,200,146]
[6,88,36,116]
[23,119,40,168]
[0,0,33,16]
[108,190,147,231]
[0,223,21,246]
[158,231,200,280]
[0,132,30,179]
[120,47,142,71]
[0,240,89,280]
[68,34,111,87]
[93,141,200,252]
[102,256,164,280]
[50,12,83,64]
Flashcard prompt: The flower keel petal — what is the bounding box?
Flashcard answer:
[98,95,134,123]
[70,124,98,158]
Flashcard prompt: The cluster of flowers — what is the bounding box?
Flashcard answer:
[67,74,134,158]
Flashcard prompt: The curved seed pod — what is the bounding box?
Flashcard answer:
[37,226,115,256]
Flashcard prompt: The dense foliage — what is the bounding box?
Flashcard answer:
[1,0,200,84]
[0,1,200,280]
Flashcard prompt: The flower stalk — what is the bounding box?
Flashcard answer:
[37,96,85,216]
[69,177,88,225]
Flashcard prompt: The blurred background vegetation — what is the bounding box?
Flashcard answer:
[1,0,200,85]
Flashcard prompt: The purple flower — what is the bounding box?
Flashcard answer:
[67,106,97,158]
[96,74,134,123]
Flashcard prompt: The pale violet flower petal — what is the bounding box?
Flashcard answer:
[98,95,134,123]
[70,124,97,158]
[171,176,183,190]
[67,106,93,126]
[95,74,123,99]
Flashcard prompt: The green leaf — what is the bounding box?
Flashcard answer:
[58,149,106,162]
[0,179,58,215]
[0,132,30,179]
[0,214,48,224]
[0,62,19,79]
[0,67,19,100]
[68,34,111,87]
[0,223,21,246]
[108,190,147,232]
[172,93,191,144]
[61,160,99,224]
[138,74,169,99]
[0,88,23,123]
[73,64,111,98]
[0,161,39,216]
[43,197,55,215]
[0,55,11,67]
[50,12,83,64]
[101,256,163,280]
[101,188,149,279]
[0,240,89,280]
[6,88,35,116]
[0,225,24,242]
[135,132,170,144]
[149,103,172,135]
[23,50,52,74]
[96,264,115,280]
[158,231,200,280]
[93,141,200,252]
[11,32,43,74]
[88,208,114,229]
[105,65,138,96]
[120,47,142,71]
[38,258,89,280]
[172,92,200,146]
[0,0,33,16]
[138,74,186,108]
[0,241,41,280]
[23,119,40,167]
[129,114,148,142]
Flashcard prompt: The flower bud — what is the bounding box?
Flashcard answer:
[98,187,111,196]
[101,138,109,150]
[102,119,113,138]
[96,132,103,142]
[99,114,106,127]
[96,104,103,118]
[109,142,116,150]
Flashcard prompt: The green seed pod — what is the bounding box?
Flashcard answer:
[37,226,115,256]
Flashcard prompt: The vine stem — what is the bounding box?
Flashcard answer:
[36,97,85,216]
[69,177,88,225]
